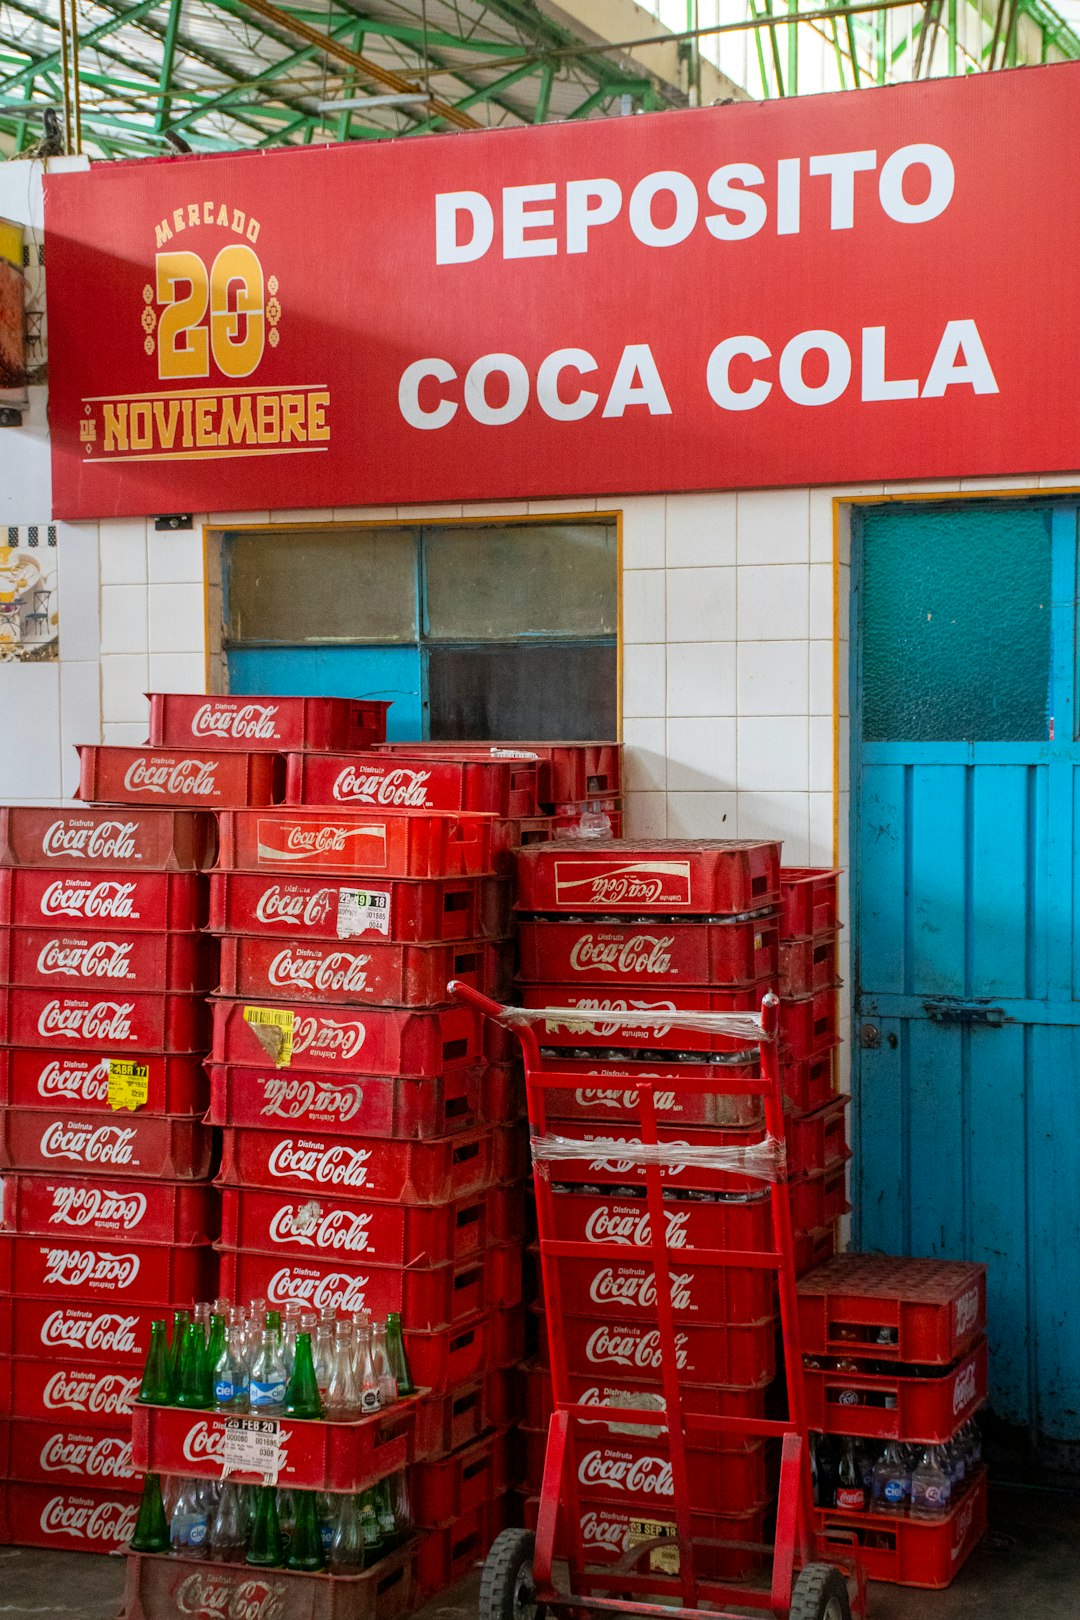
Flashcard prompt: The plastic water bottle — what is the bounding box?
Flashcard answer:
[871,1442,911,1513]
[911,1446,952,1517]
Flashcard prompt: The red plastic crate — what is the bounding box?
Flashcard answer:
[779,932,841,998]
[784,1095,850,1177]
[6,1416,137,1492]
[286,751,539,817]
[1,985,209,1054]
[217,1123,495,1203]
[0,925,218,995]
[545,1186,773,1256]
[405,1314,492,1395]
[218,1185,490,1267]
[781,1048,837,1115]
[804,1337,988,1443]
[122,1545,417,1620]
[487,815,559,876]
[0,806,216,871]
[517,913,779,990]
[546,1312,776,1389]
[486,1366,523,1431]
[490,1304,527,1370]
[527,1118,768,1197]
[15,1297,163,1367]
[0,1109,214,1179]
[77,746,284,808]
[211,995,481,1076]
[9,1232,215,1305]
[414,1378,489,1461]
[148,692,390,753]
[550,800,623,839]
[216,933,499,1009]
[479,876,512,939]
[524,1494,765,1583]
[492,1120,528,1186]
[209,871,483,943]
[207,1060,488,1139]
[131,1400,414,1492]
[519,981,776,1055]
[481,1063,525,1127]
[815,1469,987,1589]
[412,1432,501,1527]
[522,1360,768,1431]
[537,1056,761,1128]
[9,1357,140,1427]
[537,1252,772,1326]
[0,1047,208,1115]
[375,740,621,808]
[1,1171,218,1245]
[515,839,780,915]
[520,1426,766,1515]
[779,868,841,939]
[790,1164,850,1231]
[216,807,492,879]
[2,1482,139,1554]
[419,1496,509,1596]
[0,867,207,932]
[780,987,839,1062]
[488,1183,527,1243]
[798,1255,987,1365]
[794,1224,837,1278]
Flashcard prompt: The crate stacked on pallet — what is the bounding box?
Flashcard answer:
[511,836,785,1571]
[0,803,220,1556]
[777,869,847,1276]
[799,1254,989,1589]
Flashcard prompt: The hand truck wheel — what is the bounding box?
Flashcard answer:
[479,1528,545,1620]
[789,1563,852,1620]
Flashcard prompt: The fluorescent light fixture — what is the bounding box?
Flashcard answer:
[315,92,431,111]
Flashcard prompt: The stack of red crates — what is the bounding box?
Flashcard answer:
[0,802,219,1555]
[776,869,847,1276]
[511,836,786,1572]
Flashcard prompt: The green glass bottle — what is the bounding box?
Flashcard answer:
[283,1331,323,1420]
[137,1320,172,1406]
[375,1477,396,1547]
[265,1309,282,1340]
[175,1321,210,1410]
[358,1487,383,1567]
[285,1490,326,1572]
[207,1312,226,1377]
[129,1472,170,1553]
[245,1486,285,1568]
[385,1313,415,1396]
[167,1309,191,1399]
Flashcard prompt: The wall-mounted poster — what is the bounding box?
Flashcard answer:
[0,545,58,661]
[0,217,27,413]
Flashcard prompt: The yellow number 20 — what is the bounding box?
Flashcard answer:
[157,245,265,381]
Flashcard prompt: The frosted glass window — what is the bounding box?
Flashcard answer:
[424,524,616,640]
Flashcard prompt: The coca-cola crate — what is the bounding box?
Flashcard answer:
[781,1048,836,1115]
[798,1255,987,1365]
[286,751,539,818]
[521,982,775,1057]
[1,925,218,995]
[804,1337,988,1444]
[485,1365,523,1430]
[524,1494,765,1583]
[546,1187,773,1257]
[0,867,208,932]
[6,1415,137,1492]
[215,808,491,880]
[491,1305,527,1370]
[522,1360,768,1431]
[405,1314,491,1395]
[2,986,210,1054]
[217,934,500,1009]
[482,1063,524,1127]
[218,1185,490,1268]
[412,1432,501,1527]
[550,800,623,839]
[15,1297,162,1368]
[548,1313,776,1389]
[0,806,216,872]
[530,1118,768,1197]
[790,1164,850,1232]
[211,996,482,1076]
[375,741,621,809]
[780,988,840,1062]
[217,1123,494,1204]
[480,876,512,939]
[517,914,779,990]
[519,1426,765,1514]
[784,1095,849,1177]
[148,692,390,754]
[1,1172,218,1245]
[414,1378,488,1461]
[539,1056,761,1129]
[515,839,780,916]
[492,1120,529,1186]
[779,932,841,998]
[77,746,284,809]
[207,1061,488,1140]
[488,1183,527,1244]
[795,1224,837,1278]
[122,1543,417,1620]
[10,1233,216,1305]
[0,1047,208,1116]
[217,1245,493,1332]
[131,1400,415,1492]
[535,1252,770,1327]
[779,868,841,940]
[815,1468,987,1588]
[419,1496,508,1596]
[209,871,483,944]
[0,1110,214,1180]
[9,1356,139,1428]
[3,1481,138,1554]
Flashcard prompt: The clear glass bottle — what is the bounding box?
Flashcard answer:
[354,1323,381,1416]
[249,1327,287,1415]
[391,1469,412,1533]
[911,1446,952,1518]
[371,1321,397,1407]
[208,1480,247,1562]
[213,1322,250,1414]
[169,1478,209,1557]
[329,1494,365,1574]
[317,1492,338,1558]
[326,1320,362,1421]
[313,1322,335,1405]
[871,1441,911,1514]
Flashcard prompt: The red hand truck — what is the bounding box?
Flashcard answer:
[449,981,865,1620]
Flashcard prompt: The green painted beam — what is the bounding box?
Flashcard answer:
[0,0,162,94]
[406,58,541,132]
[533,59,553,122]
[154,0,185,130]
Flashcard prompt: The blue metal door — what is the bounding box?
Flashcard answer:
[852,501,1080,1474]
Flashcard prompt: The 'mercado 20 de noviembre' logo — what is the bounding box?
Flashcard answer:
[79,202,330,466]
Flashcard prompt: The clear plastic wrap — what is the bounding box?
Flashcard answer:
[501,1003,772,1043]
[529,1130,786,1183]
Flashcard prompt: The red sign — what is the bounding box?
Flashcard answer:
[43,65,1080,519]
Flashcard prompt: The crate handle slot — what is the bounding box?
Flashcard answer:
[453,952,481,974]
[452,1389,481,1417]
[375,1563,408,1597]
[449,1327,477,1351]
[453,1266,482,1292]
[456,1203,483,1231]
[443,1040,469,1061]
[444,891,471,914]
[463,1455,490,1482]
[453,1141,480,1165]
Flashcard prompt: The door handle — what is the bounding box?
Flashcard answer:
[922,1000,1006,1027]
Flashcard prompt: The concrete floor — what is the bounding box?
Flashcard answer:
[0,1485,1075,1619]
